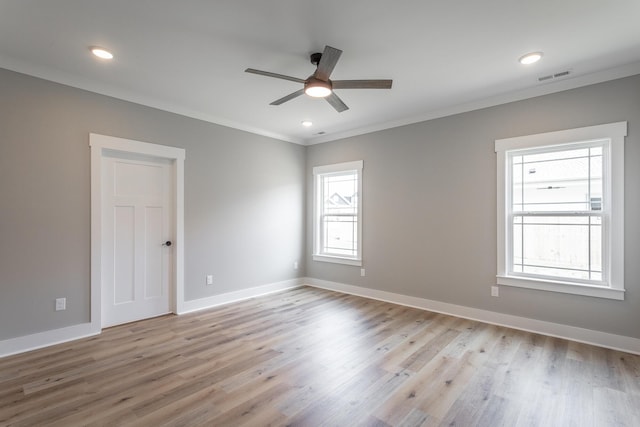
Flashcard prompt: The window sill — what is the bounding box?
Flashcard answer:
[497,275,624,300]
[313,254,362,266]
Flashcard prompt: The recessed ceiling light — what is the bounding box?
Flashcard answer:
[301,121,313,127]
[91,47,113,60]
[519,52,543,65]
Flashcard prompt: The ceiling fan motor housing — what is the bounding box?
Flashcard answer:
[310,52,323,66]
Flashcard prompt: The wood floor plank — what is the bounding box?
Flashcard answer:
[396,408,438,427]
[1,286,639,426]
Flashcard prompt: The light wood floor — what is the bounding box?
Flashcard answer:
[1,287,639,426]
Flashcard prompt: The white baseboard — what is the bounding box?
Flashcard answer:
[4,277,636,358]
[177,278,304,315]
[304,278,640,355]
[0,322,99,358]
[0,278,303,358]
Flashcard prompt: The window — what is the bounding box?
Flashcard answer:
[313,161,363,266]
[495,122,626,300]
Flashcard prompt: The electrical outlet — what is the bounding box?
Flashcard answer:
[55,297,66,311]
[491,286,499,297]
[360,268,366,277]
[206,275,213,285]
[293,261,298,270]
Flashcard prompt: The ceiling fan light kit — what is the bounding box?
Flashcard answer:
[245,45,392,112]
[304,78,332,97]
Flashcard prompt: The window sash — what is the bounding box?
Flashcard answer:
[505,141,609,287]
[313,161,363,265]
[509,142,605,214]
[319,213,358,258]
[507,211,606,285]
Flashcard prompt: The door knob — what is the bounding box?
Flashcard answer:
[163,241,172,247]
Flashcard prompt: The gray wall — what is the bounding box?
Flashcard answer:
[306,74,640,339]
[1,66,638,344]
[0,68,306,340]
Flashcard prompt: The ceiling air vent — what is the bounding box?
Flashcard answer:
[538,70,571,82]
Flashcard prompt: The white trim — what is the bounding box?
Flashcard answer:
[312,160,363,175]
[90,133,186,332]
[304,278,640,355]
[496,275,624,300]
[0,278,302,358]
[495,121,627,152]
[4,278,637,358]
[308,62,640,145]
[0,54,302,145]
[312,254,362,266]
[495,122,626,299]
[178,279,304,314]
[0,323,99,358]
[609,129,625,294]
[3,53,639,147]
[496,148,507,285]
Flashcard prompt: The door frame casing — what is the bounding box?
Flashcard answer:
[90,133,185,332]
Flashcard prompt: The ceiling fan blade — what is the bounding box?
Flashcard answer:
[325,92,349,113]
[332,79,393,89]
[245,68,306,84]
[314,46,342,81]
[270,89,305,105]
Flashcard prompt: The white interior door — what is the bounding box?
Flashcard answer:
[101,151,173,327]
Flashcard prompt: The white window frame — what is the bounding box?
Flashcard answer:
[495,122,626,300]
[313,160,363,266]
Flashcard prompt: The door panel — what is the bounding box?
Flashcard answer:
[144,206,164,299]
[114,206,135,304]
[114,161,164,198]
[102,153,172,327]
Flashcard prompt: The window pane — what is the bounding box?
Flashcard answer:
[512,159,523,211]
[322,215,357,256]
[512,147,603,212]
[323,172,358,216]
[525,148,589,163]
[590,216,602,280]
[590,151,603,209]
[513,220,522,272]
[512,215,602,281]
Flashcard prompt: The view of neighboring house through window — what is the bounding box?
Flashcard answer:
[511,145,604,281]
[313,161,363,266]
[495,122,626,300]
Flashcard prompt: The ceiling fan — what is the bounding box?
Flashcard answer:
[245,45,392,113]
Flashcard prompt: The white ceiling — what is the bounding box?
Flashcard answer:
[1,0,639,145]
